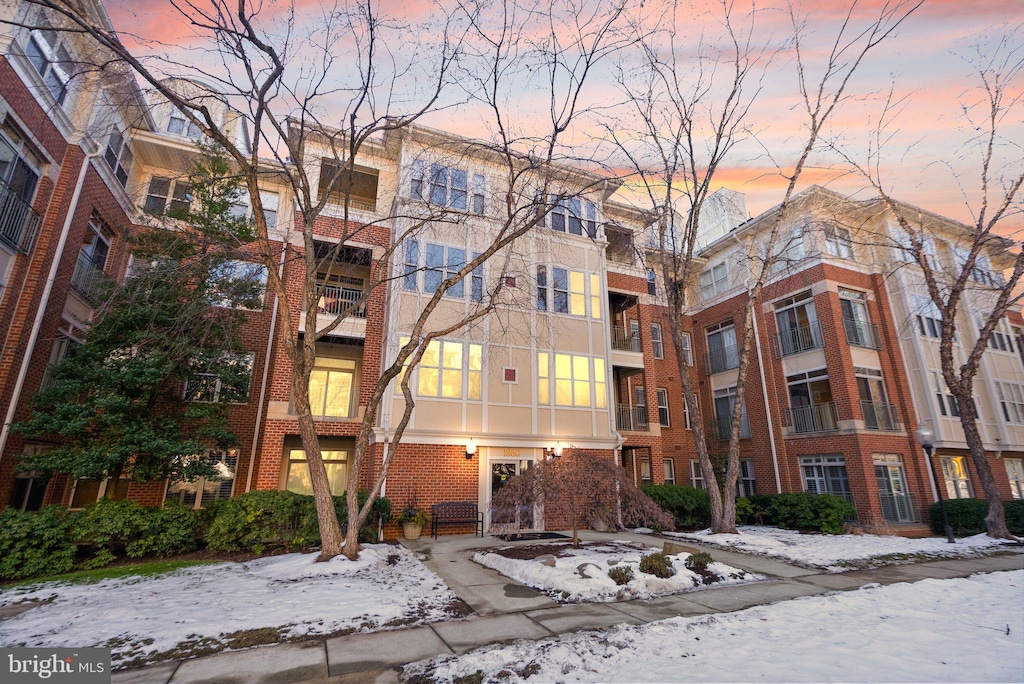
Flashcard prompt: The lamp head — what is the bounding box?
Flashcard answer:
[915,426,934,449]
[465,440,476,460]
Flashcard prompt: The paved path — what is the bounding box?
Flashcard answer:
[110,533,1024,684]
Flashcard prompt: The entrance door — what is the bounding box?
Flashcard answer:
[488,459,536,532]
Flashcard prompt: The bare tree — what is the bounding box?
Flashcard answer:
[838,33,1024,539]
[608,0,921,533]
[9,0,632,559]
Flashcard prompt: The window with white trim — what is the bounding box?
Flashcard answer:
[471,174,486,215]
[681,393,695,429]
[308,358,357,418]
[651,323,664,359]
[663,458,675,485]
[167,111,203,139]
[1014,325,1024,369]
[656,387,670,427]
[417,339,482,400]
[894,228,939,268]
[679,332,692,366]
[24,16,72,105]
[403,241,483,302]
[207,260,268,310]
[543,195,597,237]
[941,455,973,499]
[997,381,1024,424]
[410,160,469,210]
[913,296,943,338]
[932,371,963,418]
[738,459,756,497]
[9,445,51,512]
[103,127,133,188]
[954,245,1004,287]
[144,176,192,215]
[228,189,279,230]
[286,449,348,496]
[185,352,254,403]
[1005,458,1024,500]
[770,226,806,274]
[690,460,704,488]
[714,385,750,439]
[536,266,599,317]
[70,477,129,508]
[538,352,606,408]
[165,449,237,508]
[799,454,851,499]
[699,262,728,299]
[823,223,854,259]
[0,122,43,250]
[985,317,1013,353]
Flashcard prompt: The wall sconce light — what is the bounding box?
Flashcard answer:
[548,442,563,458]
[465,440,477,460]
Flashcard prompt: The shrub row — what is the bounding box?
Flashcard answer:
[738,493,855,534]
[928,498,1024,536]
[0,490,392,580]
[640,485,710,529]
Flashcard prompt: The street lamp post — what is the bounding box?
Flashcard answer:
[915,426,955,544]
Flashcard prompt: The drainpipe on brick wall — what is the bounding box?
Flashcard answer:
[244,240,287,493]
[0,142,103,469]
[751,296,783,493]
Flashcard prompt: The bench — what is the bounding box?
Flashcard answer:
[430,501,484,539]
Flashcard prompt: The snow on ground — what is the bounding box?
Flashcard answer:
[405,570,1024,683]
[474,542,760,602]
[0,545,462,668]
[666,526,1011,571]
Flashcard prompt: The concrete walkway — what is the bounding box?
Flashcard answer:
[111,533,1024,684]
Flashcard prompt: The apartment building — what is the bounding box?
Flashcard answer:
[0,0,1020,536]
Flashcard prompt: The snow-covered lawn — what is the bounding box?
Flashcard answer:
[0,545,463,668]
[666,526,1012,571]
[405,570,1024,683]
[474,541,760,602]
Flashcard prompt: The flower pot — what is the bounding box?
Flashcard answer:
[403,522,424,540]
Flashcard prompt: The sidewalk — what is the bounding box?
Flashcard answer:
[111,533,1024,684]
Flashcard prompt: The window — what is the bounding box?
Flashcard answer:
[894,228,938,268]
[536,266,548,311]
[646,268,657,296]
[639,456,652,485]
[679,332,692,366]
[185,352,254,403]
[404,241,480,300]
[286,449,348,496]
[954,245,1004,288]
[103,127,133,188]
[823,223,854,259]
[545,196,597,237]
[690,460,704,489]
[770,226,806,274]
[941,455,973,499]
[165,449,237,508]
[69,477,130,508]
[986,318,1013,352]
[800,454,852,500]
[81,214,111,270]
[714,386,750,439]
[699,262,728,299]
[319,162,379,211]
[410,160,468,210]
[471,174,486,215]
[737,459,756,497]
[228,189,279,230]
[403,239,419,291]
[840,288,877,349]
[913,296,943,339]
[417,340,482,399]
[9,445,51,512]
[25,17,72,105]
[774,290,822,356]
[1005,458,1024,500]
[309,358,357,418]
[651,323,664,359]
[542,267,588,316]
[208,260,268,310]
[538,352,605,408]
[1014,326,1024,369]
[167,111,203,140]
[590,274,601,320]
[706,320,738,373]
[997,382,1024,425]
[663,458,675,485]
[857,367,896,430]
[656,388,670,427]
[0,121,43,253]
[144,176,192,215]
[787,368,836,433]
[932,371,962,418]
[682,393,695,429]
[471,253,484,302]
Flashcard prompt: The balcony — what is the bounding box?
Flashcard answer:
[785,402,839,434]
[706,343,739,374]
[0,177,42,254]
[862,401,901,431]
[844,318,881,349]
[317,283,366,318]
[774,321,824,357]
[716,413,751,440]
[616,403,649,432]
[69,251,110,306]
[611,325,641,352]
[878,491,919,523]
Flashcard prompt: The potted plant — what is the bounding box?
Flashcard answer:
[397,505,429,540]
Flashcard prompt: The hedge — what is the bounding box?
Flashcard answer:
[738,492,855,534]
[928,498,1024,536]
[641,485,711,529]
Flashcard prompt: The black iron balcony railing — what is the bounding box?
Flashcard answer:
[616,403,649,432]
[706,343,739,374]
[862,400,901,431]
[316,283,366,318]
[878,491,919,523]
[69,251,110,306]
[844,318,881,349]
[0,177,42,254]
[774,320,824,357]
[785,401,839,434]
[715,413,751,440]
[611,325,641,352]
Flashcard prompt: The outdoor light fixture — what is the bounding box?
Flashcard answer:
[552,442,564,458]
[916,425,955,544]
[465,440,476,460]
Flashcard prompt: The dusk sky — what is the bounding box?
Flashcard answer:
[105,0,1024,232]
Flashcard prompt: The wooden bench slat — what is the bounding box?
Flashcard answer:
[430,501,484,538]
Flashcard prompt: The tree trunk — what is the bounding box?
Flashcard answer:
[958,393,1013,539]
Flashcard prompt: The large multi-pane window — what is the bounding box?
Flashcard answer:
[913,296,943,339]
[543,195,597,237]
[840,288,877,348]
[417,340,482,399]
[679,332,692,366]
[228,190,279,229]
[144,176,192,215]
[308,358,356,418]
[690,459,754,495]
[714,386,749,439]
[536,266,599,318]
[207,260,268,310]
[185,352,255,403]
[403,240,483,302]
[286,449,348,496]
[538,353,606,408]
[800,454,852,500]
[931,371,974,418]
[774,290,822,356]
[167,111,203,139]
[656,388,670,427]
[823,223,854,259]
[706,320,738,373]
[894,229,939,268]
[941,455,973,499]
[165,449,238,508]
[699,262,728,299]
[663,458,675,485]
[769,226,806,274]
[651,323,664,359]
[103,127,133,188]
[787,368,836,433]
[0,122,43,252]
[25,16,72,105]
[410,160,471,210]
[996,382,1024,425]
[1005,458,1024,500]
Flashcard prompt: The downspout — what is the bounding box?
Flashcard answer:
[752,309,783,493]
[244,239,287,493]
[0,142,103,468]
